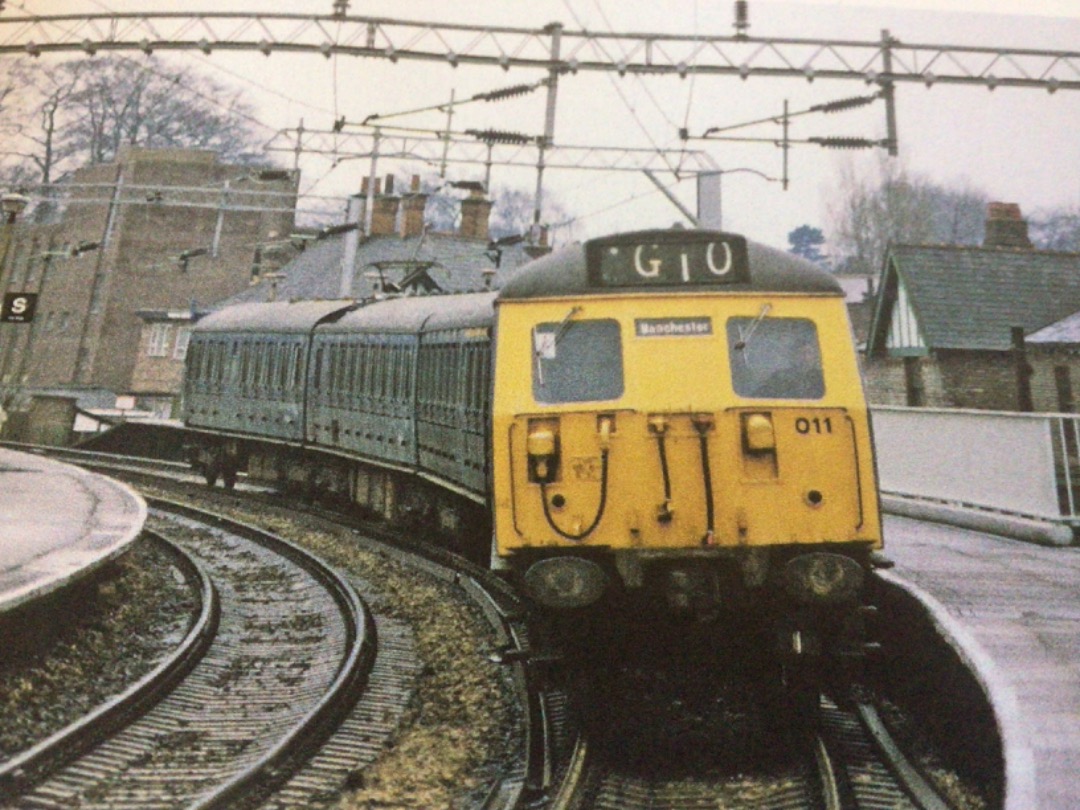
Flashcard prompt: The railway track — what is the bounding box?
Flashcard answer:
[2,443,973,809]
[548,688,957,810]
[0,531,218,800]
[817,692,953,810]
[1,443,566,808]
[2,499,375,809]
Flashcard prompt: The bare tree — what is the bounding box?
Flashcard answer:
[64,57,262,166]
[3,55,266,189]
[1030,206,1080,252]
[827,156,988,276]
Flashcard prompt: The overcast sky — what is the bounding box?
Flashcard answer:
[11,1,1080,251]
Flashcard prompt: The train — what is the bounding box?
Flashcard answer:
[183,227,882,662]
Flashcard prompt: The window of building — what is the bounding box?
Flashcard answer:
[148,323,172,357]
[174,327,192,360]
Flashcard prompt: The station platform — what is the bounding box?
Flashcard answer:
[0,448,146,615]
[881,514,1080,810]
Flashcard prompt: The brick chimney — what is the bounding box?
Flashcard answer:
[400,175,428,238]
[524,226,553,259]
[459,188,493,241]
[369,175,400,236]
[984,202,1032,249]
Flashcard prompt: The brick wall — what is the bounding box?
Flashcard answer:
[862,348,1080,413]
[130,322,190,397]
[2,148,298,400]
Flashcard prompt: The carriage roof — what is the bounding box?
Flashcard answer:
[192,300,357,334]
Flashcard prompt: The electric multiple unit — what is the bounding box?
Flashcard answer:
[185,228,882,655]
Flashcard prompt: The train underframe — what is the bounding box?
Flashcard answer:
[186,431,491,561]
[187,430,877,694]
[506,542,877,678]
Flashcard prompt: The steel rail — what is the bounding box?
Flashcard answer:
[148,497,375,810]
[0,530,220,799]
[856,699,952,810]
[818,691,956,810]
[811,732,845,810]
[1,12,1077,91]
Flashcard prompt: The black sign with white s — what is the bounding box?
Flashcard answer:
[587,232,750,288]
[2,293,38,323]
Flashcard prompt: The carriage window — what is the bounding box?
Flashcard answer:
[532,318,623,404]
[727,316,824,400]
[291,345,301,388]
[313,347,324,390]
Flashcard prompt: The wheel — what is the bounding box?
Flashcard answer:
[203,461,220,487]
[222,466,237,490]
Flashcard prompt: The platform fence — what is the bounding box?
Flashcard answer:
[871,406,1080,526]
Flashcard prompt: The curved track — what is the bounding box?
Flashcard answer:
[3,443,967,809]
[0,532,218,800]
[2,444,564,809]
[3,500,373,809]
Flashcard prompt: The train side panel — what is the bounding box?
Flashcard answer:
[306,331,419,469]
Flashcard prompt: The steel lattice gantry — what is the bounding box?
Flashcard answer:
[265,128,720,175]
[1,12,1079,91]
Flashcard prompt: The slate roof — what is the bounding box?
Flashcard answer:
[213,231,536,310]
[1027,311,1080,345]
[869,244,1080,353]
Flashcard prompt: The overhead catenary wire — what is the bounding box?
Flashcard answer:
[79,0,334,121]
[560,0,681,178]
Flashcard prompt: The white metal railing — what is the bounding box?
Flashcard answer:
[871,406,1080,525]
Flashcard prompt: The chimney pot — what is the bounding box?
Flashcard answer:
[385,174,395,195]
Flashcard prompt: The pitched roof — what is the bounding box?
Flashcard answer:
[212,231,536,309]
[1027,311,1080,345]
[869,244,1080,353]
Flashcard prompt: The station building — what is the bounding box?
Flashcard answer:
[865,203,1080,413]
[0,147,300,439]
[122,174,540,428]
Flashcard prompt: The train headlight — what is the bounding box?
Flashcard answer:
[742,412,775,451]
[527,419,560,483]
[524,557,608,609]
[783,553,864,604]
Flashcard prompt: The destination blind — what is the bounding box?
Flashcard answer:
[587,232,750,288]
